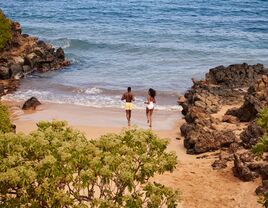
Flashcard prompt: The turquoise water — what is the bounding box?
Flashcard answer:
[1,0,268,109]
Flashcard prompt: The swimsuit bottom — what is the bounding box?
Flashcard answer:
[125,102,133,110]
[147,101,154,110]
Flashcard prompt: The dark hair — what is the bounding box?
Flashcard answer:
[127,87,131,92]
[148,88,156,98]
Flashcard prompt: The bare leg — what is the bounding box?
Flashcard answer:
[129,110,132,126]
[126,110,131,126]
[146,108,149,123]
[149,109,153,128]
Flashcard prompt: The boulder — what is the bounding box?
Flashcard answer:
[256,180,268,195]
[22,97,41,110]
[240,121,264,148]
[0,66,11,79]
[185,130,236,154]
[10,64,23,79]
[212,159,227,170]
[232,153,259,181]
[55,47,65,59]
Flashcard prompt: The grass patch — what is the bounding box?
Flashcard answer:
[0,11,12,49]
[0,103,13,133]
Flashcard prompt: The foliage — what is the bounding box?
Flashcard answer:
[0,120,179,207]
[0,11,12,49]
[258,192,268,208]
[0,103,13,133]
[252,106,268,207]
[256,106,268,133]
[252,106,268,156]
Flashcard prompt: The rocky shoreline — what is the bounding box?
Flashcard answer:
[0,10,70,97]
[178,63,268,195]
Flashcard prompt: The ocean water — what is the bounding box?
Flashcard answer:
[1,0,268,110]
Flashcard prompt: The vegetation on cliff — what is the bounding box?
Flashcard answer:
[0,120,178,207]
[0,103,13,133]
[253,106,268,156]
[0,11,12,49]
[252,106,268,207]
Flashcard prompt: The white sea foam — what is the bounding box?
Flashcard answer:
[3,89,181,112]
[84,87,103,95]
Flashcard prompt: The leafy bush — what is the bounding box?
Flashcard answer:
[0,11,12,49]
[252,106,268,207]
[0,103,13,133]
[252,106,268,156]
[0,120,179,207]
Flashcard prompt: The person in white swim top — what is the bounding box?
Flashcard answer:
[144,88,156,128]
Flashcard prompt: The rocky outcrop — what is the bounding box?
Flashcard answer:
[240,121,264,148]
[179,64,268,154]
[206,63,268,88]
[22,97,41,110]
[226,75,268,122]
[232,153,260,181]
[179,64,268,198]
[0,11,70,95]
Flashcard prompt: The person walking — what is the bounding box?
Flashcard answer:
[121,87,135,126]
[145,88,156,128]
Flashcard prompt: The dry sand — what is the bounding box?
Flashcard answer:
[6,101,262,208]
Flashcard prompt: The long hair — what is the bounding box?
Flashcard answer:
[148,88,156,98]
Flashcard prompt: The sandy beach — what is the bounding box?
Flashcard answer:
[4,100,261,208]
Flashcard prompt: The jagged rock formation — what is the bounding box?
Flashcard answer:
[0,10,70,96]
[179,63,268,196]
[206,63,268,88]
[240,121,264,148]
[226,75,268,122]
[179,63,268,154]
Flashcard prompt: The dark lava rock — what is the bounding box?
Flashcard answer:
[206,63,268,88]
[212,159,227,170]
[240,121,264,148]
[232,153,259,181]
[55,47,65,59]
[256,180,268,195]
[185,130,237,154]
[22,97,41,110]
[0,66,11,80]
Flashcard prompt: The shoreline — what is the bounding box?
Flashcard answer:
[5,99,182,133]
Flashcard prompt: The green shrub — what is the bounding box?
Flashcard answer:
[252,106,268,156]
[0,11,12,49]
[0,103,13,133]
[252,106,268,207]
[0,120,179,207]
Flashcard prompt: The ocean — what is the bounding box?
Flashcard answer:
[1,0,268,110]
